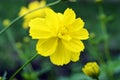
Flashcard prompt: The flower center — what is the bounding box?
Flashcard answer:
[57,27,72,41]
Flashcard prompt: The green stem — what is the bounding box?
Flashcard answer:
[101,22,111,61]
[98,6,111,61]
[6,28,23,55]
[9,54,39,80]
[98,6,114,80]
[6,28,34,72]
[0,0,61,34]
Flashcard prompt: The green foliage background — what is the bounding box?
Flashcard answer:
[0,0,120,80]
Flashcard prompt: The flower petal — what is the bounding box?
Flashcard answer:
[19,6,28,16]
[63,8,76,26]
[50,40,71,66]
[29,18,54,39]
[62,39,84,52]
[69,18,85,32]
[71,52,81,62]
[28,1,41,9]
[45,8,59,31]
[36,38,58,56]
[70,28,89,40]
[57,13,63,22]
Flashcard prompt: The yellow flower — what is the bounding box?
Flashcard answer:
[82,62,100,79]
[19,0,49,29]
[29,8,89,66]
[2,19,10,27]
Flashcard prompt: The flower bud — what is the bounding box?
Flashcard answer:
[23,36,30,43]
[82,62,100,79]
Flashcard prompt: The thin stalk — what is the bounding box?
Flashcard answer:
[6,28,34,72]
[98,6,114,80]
[9,54,39,80]
[98,6,111,61]
[6,28,23,55]
[101,22,111,61]
[0,0,61,34]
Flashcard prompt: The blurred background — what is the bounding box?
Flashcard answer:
[0,0,120,80]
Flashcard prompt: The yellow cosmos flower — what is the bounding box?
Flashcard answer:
[29,8,89,66]
[82,62,100,79]
[19,0,49,29]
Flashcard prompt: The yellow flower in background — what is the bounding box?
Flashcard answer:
[19,0,49,29]
[29,8,89,66]
[82,62,100,79]
[2,19,10,27]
